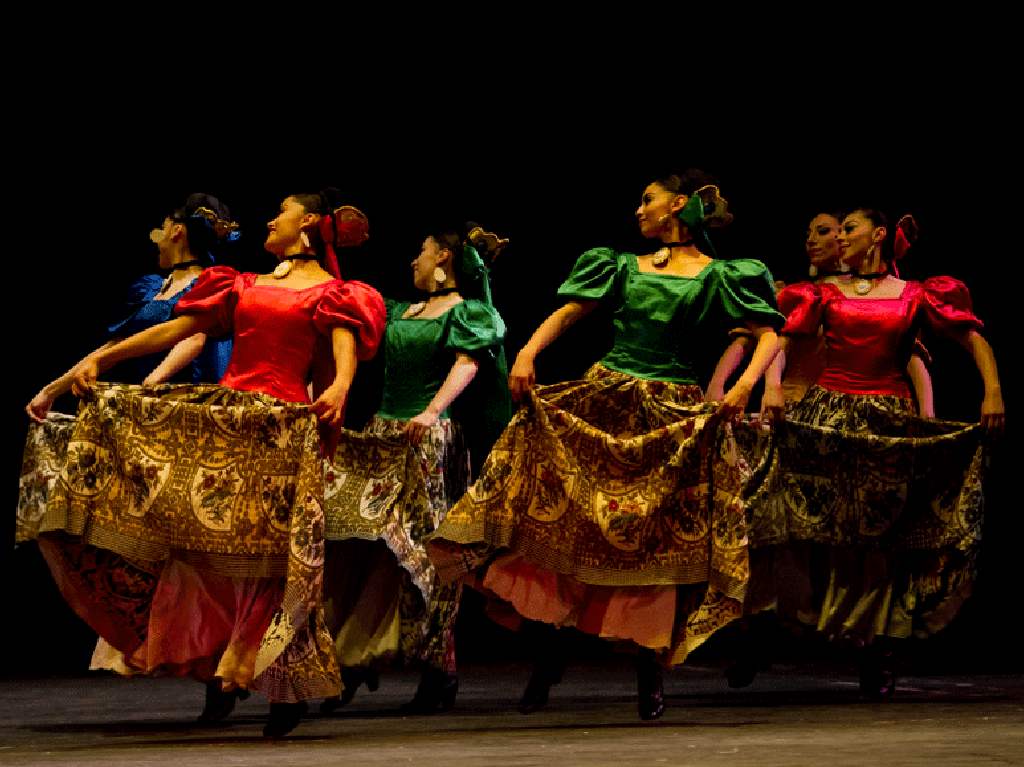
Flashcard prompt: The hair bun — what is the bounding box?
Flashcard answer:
[893,214,919,260]
[694,185,733,227]
[333,205,369,247]
[465,223,508,263]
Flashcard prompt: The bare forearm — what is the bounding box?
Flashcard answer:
[965,330,1001,395]
[424,355,480,416]
[328,327,358,391]
[906,355,934,418]
[764,335,790,389]
[42,341,117,397]
[145,334,207,384]
[707,337,752,399]
[736,329,780,389]
[519,301,596,359]
[95,316,211,374]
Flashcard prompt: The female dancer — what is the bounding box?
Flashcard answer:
[40,190,385,736]
[427,170,783,720]
[321,224,510,714]
[752,207,1003,696]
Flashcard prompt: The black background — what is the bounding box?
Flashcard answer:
[3,70,1018,676]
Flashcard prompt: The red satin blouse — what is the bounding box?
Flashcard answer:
[779,277,982,397]
[175,266,385,403]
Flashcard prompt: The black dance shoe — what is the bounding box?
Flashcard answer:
[320,667,381,712]
[399,668,459,714]
[636,650,665,721]
[517,658,565,714]
[197,680,250,723]
[858,644,896,700]
[263,701,308,738]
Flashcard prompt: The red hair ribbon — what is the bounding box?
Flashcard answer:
[319,206,370,279]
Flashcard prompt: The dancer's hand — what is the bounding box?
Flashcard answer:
[760,384,786,424]
[311,384,348,428]
[718,381,752,420]
[26,387,56,423]
[71,357,100,397]
[981,387,1005,436]
[405,410,438,446]
[509,351,536,402]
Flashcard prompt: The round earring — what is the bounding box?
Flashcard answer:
[433,266,447,285]
[300,231,311,249]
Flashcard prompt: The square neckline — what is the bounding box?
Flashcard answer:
[822,280,910,301]
[631,254,715,281]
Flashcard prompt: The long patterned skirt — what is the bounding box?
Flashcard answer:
[742,385,985,642]
[323,417,470,672]
[16,383,340,702]
[426,364,754,666]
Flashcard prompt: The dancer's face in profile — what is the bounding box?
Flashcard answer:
[411,236,448,291]
[265,197,310,257]
[838,210,886,270]
[806,214,842,271]
[151,217,184,270]
[636,182,686,239]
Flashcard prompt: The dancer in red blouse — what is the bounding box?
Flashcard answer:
[68,190,385,736]
[752,207,1003,697]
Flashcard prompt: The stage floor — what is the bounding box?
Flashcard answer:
[1,663,1021,766]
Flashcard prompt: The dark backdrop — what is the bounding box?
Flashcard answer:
[3,103,1017,676]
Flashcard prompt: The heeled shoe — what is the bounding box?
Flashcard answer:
[636,651,665,721]
[197,680,250,723]
[724,656,760,689]
[517,659,564,714]
[320,667,381,712]
[399,668,459,714]
[858,645,896,700]
[263,701,308,738]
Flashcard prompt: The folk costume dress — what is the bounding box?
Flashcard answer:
[17,265,385,702]
[428,248,783,665]
[744,277,987,642]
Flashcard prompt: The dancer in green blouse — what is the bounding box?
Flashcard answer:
[428,169,784,721]
[322,224,510,714]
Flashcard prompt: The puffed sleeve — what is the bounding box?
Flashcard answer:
[711,259,786,329]
[313,279,387,361]
[777,281,824,336]
[107,274,164,335]
[556,247,624,301]
[444,299,506,360]
[920,276,984,339]
[172,266,241,336]
[383,298,408,322]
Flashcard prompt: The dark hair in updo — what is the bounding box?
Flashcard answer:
[170,192,237,264]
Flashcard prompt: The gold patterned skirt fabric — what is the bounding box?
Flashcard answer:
[323,417,469,671]
[17,383,340,701]
[426,364,755,665]
[742,385,985,641]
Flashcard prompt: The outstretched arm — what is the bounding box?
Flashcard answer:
[26,341,119,422]
[71,315,214,395]
[143,334,209,385]
[508,300,598,401]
